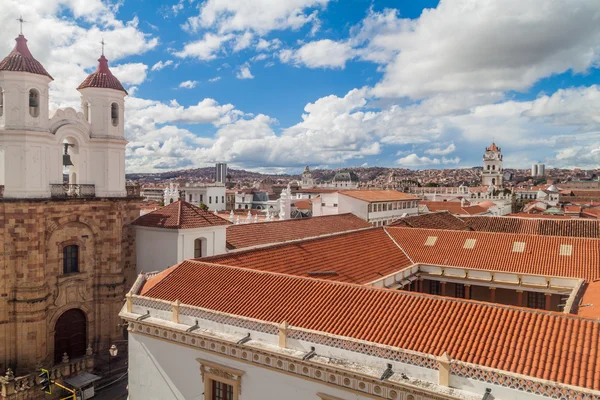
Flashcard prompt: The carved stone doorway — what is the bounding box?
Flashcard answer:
[54,308,87,364]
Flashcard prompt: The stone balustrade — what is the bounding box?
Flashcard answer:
[0,353,94,399]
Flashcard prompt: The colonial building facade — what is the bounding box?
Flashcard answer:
[0,32,139,393]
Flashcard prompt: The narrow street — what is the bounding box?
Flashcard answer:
[92,375,128,400]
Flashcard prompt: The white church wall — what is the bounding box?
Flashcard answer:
[179,225,228,259]
[135,227,179,274]
[129,332,380,400]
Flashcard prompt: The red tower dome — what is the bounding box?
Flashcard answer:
[0,35,53,79]
[77,55,127,94]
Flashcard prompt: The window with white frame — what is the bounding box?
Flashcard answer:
[197,359,243,400]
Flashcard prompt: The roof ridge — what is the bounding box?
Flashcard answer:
[177,199,183,227]
[387,225,599,242]
[150,260,600,324]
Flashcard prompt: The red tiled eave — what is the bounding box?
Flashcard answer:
[139,261,600,391]
[132,200,230,229]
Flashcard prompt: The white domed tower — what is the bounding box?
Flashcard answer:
[301,165,315,188]
[482,142,503,187]
[76,52,127,197]
[0,34,54,197]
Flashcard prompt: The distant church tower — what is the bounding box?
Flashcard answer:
[482,142,503,187]
[301,166,315,188]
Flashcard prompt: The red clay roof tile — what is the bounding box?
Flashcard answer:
[225,213,371,250]
[213,228,408,284]
[339,190,418,202]
[386,226,600,281]
[0,35,52,79]
[77,55,127,94]
[132,200,230,229]
[139,261,600,390]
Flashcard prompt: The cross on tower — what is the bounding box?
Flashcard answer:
[100,38,106,56]
[16,16,26,35]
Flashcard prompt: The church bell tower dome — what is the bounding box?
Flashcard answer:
[0,34,53,79]
[77,55,127,94]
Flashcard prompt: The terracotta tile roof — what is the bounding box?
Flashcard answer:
[386,227,600,281]
[578,280,600,319]
[132,200,230,229]
[420,201,488,215]
[211,228,409,284]
[464,216,600,237]
[225,213,371,250]
[292,199,312,210]
[391,212,468,230]
[140,261,600,390]
[486,142,500,152]
[292,188,339,194]
[0,35,53,79]
[339,190,418,202]
[77,55,127,94]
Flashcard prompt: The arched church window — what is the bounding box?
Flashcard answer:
[111,103,119,126]
[29,89,40,117]
[0,86,4,117]
[83,101,91,123]
[194,239,203,258]
[63,245,79,274]
[492,165,496,170]
[487,165,490,170]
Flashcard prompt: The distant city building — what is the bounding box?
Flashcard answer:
[312,190,419,225]
[141,186,166,203]
[537,163,546,176]
[181,182,227,211]
[481,142,503,187]
[531,163,545,177]
[215,162,227,183]
[301,167,360,189]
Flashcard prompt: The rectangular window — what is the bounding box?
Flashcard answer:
[333,203,338,207]
[368,204,372,213]
[189,194,193,202]
[194,240,202,258]
[209,196,212,204]
[429,280,441,295]
[211,380,234,400]
[63,245,79,274]
[455,283,465,299]
[527,292,545,309]
[383,203,387,211]
[222,196,225,204]
[321,203,326,207]
[200,195,203,202]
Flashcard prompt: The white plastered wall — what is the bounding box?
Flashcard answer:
[129,332,376,400]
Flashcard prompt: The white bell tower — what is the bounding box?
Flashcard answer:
[482,142,503,187]
[0,34,54,198]
[76,51,128,197]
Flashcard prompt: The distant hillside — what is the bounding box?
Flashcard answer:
[126,166,404,183]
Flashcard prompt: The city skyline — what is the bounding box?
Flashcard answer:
[0,0,599,175]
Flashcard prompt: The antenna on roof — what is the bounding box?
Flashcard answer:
[16,16,26,35]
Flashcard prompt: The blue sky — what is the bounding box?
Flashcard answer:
[1,0,599,173]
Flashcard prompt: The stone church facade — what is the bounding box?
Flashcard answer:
[0,31,140,389]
